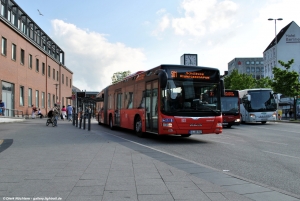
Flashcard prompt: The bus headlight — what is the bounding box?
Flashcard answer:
[217,123,222,127]
[250,114,255,118]
[235,119,241,122]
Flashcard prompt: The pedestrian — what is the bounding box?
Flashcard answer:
[37,108,44,118]
[0,99,5,116]
[289,110,293,118]
[67,104,73,121]
[61,105,67,120]
[31,104,37,119]
[52,104,59,126]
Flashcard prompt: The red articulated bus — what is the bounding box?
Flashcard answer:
[96,64,224,137]
[221,90,241,128]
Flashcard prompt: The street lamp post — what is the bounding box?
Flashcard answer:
[268,18,282,120]
[268,18,283,63]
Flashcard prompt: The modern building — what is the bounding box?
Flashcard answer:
[227,57,264,79]
[264,21,300,78]
[0,0,73,117]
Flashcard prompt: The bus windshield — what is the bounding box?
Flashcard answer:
[221,97,239,113]
[161,79,221,115]
[248,90,277,112]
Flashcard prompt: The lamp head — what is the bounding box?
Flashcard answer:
[268,18,274,21]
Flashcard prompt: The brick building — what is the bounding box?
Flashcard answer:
[0,0,73,117]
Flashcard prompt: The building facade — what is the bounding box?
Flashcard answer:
[0,0,73,117]
[264,21,300,78]
[227,57,264,79]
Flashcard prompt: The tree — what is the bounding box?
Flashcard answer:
[271,59,300,120]
[111,71,131,84]
[224,70,256,90]
[255,76,272,88]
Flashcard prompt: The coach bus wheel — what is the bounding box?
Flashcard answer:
[261,121,266,124]
[181,134,191,137]
[109,116,114,130]
[135,116,144,138]
[227,125,232,128]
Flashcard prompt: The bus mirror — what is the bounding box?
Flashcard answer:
[220,80,225,96]
[242,95,251,102]
[155,69,168,88]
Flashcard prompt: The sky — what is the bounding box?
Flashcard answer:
[14,0,300,91]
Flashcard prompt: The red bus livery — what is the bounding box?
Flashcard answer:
[96,64,224,137]
[221,90,241,128]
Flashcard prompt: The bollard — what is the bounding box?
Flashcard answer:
[83,115,86,130]
[72,113,75,126]
[75,113,78,127]
[88,113,91,131]
[79,115,82,129]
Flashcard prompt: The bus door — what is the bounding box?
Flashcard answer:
[114,92,122,126]
[145,80,158,133]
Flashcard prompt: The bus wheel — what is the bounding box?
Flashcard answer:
[227,125,232,128]
[135,116,143,137]
[109,116,114,130]
[261,121,266,124]
[181,134,191,137]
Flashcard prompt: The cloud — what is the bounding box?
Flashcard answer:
[50,20,147,91]
[154,0,238,37]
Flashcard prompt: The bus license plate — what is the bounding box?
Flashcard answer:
[189,130,202,134]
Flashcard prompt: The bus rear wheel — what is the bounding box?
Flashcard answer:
[135,116,144,138]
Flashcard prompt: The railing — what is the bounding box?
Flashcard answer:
[0,108,24,117]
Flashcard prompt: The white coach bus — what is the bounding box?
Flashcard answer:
[239,88,277,124]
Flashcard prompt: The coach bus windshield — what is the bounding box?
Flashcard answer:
[161,80,221,116]
[247,90,277,112]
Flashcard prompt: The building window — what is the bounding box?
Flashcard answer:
[246,61,250,65]
[35,90,39,107]
[28,88,32,106]
[256,67,260,72]
[62,74,64,84]
[255,61,259,65]
[20,49,25,65]
[1,37,7,56]
[42,62,45,75]
[261,67,264,72]
[36,58,39,72]
[29,54,32,69]
[48,93,51,108]
[53,69,55,80]
[42,92,45,108]
[70,79,72,88]
[251,67,255,72]
[53,95,55,106]
[0,3,4,16]
[66,76,68,86]
[251,61,254,65]
[260,61,264,64]
[20,86,24,106]
[48,66,51,77]
[7,10,11,21]
[246,67,250,73]
[56,71,59,81]
[12,43,16,60]
[256,75,260,79]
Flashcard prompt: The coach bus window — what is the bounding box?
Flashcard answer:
[127,92,133,109]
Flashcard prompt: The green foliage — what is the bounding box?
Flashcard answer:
[271,59,300,119]
[224,69,272,90]
[111,71,131,84]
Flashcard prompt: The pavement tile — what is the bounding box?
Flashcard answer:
[102,190,138,201]
[69,186,104,196]
[138,194,174,201]
[137,184,170,194]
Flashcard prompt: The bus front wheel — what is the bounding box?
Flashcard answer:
[135,116,144,138]
[261,121,266,124]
